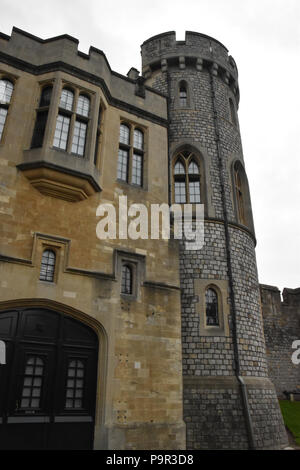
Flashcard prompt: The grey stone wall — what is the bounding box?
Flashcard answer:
[230,227,268,377]
[261,285,300,397]
[142,31,288,449]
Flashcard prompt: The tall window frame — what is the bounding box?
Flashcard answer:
[117,122,144,187]
[179,81,188,107]
[0,78,14,142]
[121,264,133,296]
[31,84,53,148]
[233,160,254,229]
[20,355,45,410]
[234,164,245,225]
[229,97,237,126]
[195,280,230,337]
[205,287,219,326]
[231,160,254,233]
[94,104,104,166]
[173,150,202,204]
[53,86,91,158]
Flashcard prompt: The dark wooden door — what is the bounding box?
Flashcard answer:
[0,308,98,449]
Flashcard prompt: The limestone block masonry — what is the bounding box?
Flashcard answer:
[141,31,288,449]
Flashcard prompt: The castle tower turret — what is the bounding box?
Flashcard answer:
[141,31,288,449]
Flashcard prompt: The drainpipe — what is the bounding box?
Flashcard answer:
[208,57,255,450]
[166,67,172,205]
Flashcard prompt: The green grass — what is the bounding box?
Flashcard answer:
[279,400,300,446]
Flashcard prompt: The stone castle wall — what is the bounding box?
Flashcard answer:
[261,285,300,397]
[141,31,288,449]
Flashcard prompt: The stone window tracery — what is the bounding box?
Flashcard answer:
[173,151,201,204]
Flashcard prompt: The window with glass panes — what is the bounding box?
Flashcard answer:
[173,151,201,204]
[65,359,85,409]
[53,88,90,157]
[53,88,74,150]
[205,288,219,326]
[121,264,132,295]
[117,123,144,186]
[20,356,44,409]
[179,81,187,107]
[0,79,14,141]
[71,94,90,156]
[39,249,56,282]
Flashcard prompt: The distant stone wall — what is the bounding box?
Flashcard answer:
[261,285,300,397]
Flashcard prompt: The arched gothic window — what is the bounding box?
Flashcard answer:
[205,288,219,326]
[39,249,56,282]
[173,151,201,204]
[232,161,254,232]
[0,79,14,141]
[234,162,246,225]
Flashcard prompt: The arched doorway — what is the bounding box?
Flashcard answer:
[0,307,99,450]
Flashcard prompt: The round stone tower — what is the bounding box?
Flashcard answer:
[141,31,288,450]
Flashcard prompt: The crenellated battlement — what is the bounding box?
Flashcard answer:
[0,26,111,73]
[0,27,168,121]
[141,30,239,99]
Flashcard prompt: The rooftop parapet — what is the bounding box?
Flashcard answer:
[0,27,168,122]
[141,30,238,86]
[282,288,300,306]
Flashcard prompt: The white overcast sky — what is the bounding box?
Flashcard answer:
[1,0,299,291]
